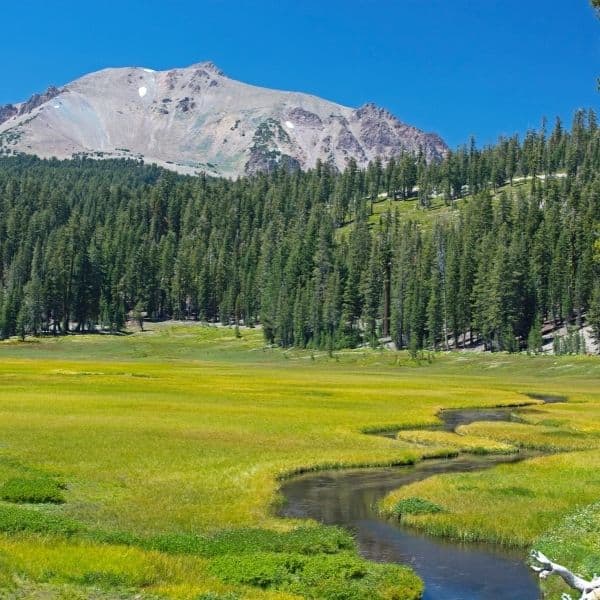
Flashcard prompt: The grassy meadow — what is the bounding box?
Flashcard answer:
[337,177,537,238]
[0,323,598,599]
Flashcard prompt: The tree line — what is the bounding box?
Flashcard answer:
[0,109,599,353]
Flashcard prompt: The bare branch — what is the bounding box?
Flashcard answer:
[530,550,600,600]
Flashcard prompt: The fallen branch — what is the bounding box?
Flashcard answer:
[531,550,600,600]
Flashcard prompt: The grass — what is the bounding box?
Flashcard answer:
[336,194,456,239]
[534,502,600,598]
[456,420,600,452]
[380,451,600,548]
[395,430,518,455]
[336,178,536,239]
[207,551,421,599]
[0,477,66,504]
[391,497,444,517]
[0,323,598,598]
[379,385,600,568]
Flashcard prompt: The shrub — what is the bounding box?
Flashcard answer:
[208,551,422,599]
[0,504,80,535]
[0,477,66,504]
[146,526,354,557]
[392,497,444,518]
[209,552,295,588]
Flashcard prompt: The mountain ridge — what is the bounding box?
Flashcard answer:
[0,62,448,177]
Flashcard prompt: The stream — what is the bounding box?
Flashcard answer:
[279,398,563,600]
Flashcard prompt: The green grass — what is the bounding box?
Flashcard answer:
[0,477,66,504]
[379,389,600,555]
[456,420,600,452]
[391,497,444,517]
[336,178,536,238]
[395,430,518,454]
[208,551,421,599]
[380,451,600,547]
[0,323,598,598]
[534,502,600,598]
[336,194,456,239]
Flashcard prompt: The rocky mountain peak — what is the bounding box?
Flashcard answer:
[189,61,225,77]
[0,86,62,127]
[354,102,395,122]
[0,63,448,177]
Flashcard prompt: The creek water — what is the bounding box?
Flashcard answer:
[279,401,561,600]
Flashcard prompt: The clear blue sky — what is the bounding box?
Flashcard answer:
[2,0,598,147]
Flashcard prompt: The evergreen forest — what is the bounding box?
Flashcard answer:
[1,110,599,353]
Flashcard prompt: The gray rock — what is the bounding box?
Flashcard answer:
[0,61,448,176]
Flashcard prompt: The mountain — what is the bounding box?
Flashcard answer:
[0,62,448,177]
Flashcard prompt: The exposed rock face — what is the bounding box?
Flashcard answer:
[287,107,323,128]
[0,86,62,127]
[245,117,303,175]
[0,104,18,125]
[0,62,448,176]
[19,86,62,115]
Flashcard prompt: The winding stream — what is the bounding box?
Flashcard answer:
[280,399,563,600]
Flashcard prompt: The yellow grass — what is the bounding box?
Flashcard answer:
[396,430,517,454]
[0,324,598,598]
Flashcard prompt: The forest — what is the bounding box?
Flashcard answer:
[0,109,599,353]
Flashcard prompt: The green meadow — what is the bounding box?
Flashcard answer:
[0,323,598,599]
[337,177,537,238]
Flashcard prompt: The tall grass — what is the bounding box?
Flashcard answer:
[0,324,598,598]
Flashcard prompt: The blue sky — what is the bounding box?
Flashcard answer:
[1,0,598,147]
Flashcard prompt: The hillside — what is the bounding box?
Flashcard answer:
[0,110,598,355]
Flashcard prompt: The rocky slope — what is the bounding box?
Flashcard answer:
[0,62,447,177]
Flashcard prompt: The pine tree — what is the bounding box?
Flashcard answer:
[589,281,600,354]
[527,314,544,354]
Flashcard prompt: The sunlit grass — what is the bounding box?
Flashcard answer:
[457,420,600,452]
[534,501,600,599]
[396,429,518,454]
[0,324,598,598]
[380,449,600,548]
[0,534,241,600]
[336,178,535,238]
